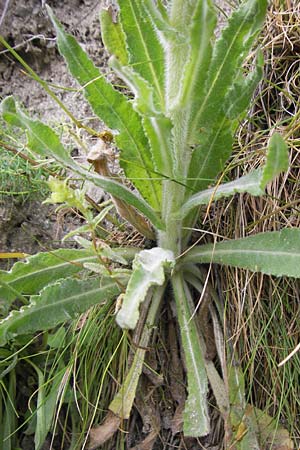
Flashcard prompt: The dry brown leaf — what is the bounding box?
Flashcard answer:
[171,403,184,435]
[130,429,158,450]
[88,411,120,450]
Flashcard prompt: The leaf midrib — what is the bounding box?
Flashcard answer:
[13,282,117,319]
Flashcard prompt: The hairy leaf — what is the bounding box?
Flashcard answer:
[142,115,174,177]
[0,248,98,303]
[175,0,216,111]
[99,7,128,66]
[172,273,209,437]
[1,97,164,230]
[260,132,288,188]
[47,6,161,208]
[110,56,160,116]
[224,50,264,120]
[116,248,174,329]
[188,0,267,193]
[0,277,121,346]
[182,229,300,278]
[179,133,288,218]
[118,0,165,107]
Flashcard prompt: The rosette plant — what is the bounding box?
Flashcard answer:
[0,0,299,448]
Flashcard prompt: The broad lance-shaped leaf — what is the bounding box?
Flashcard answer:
[116,248,175,329]
[188,0,267,193]
[173,0,216,112]
[191,0,267,137]
[0,248,98,302]
[0,277,121,346]
[182,228,300,278]
[110,56,174,178]
[46,6,161,209]
[117,0,165,108]
[0,247,136,303]
[1,97,164,231]
[179,133,288,219]
[172,273,209,437]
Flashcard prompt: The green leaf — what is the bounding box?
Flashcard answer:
[174,0,217,111]
[142,115,174,177]
[179,132,288,219]
[103,3,174,179]
[187,122,233,193]
[99,7,128,66]
[110,56,160,116]
[116,248,175,329]
[182,229,300,278]
[31,363,65,450]
[1,97,164,230]
[188,0,268,193]
[0,371,17,450]
[109,346,145,419]
[0,277,121,346]
[224,50,264,120]
[192,0,267,134]
[172,273,209,437]
[47,6,161,209]
[180,170,263,219]
[110,285,165,419]
[260,132,288,189]
[228,365,261,449]
[0,248,98,303]
[118,0,165,107]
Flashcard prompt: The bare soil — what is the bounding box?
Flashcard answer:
[0,0,108,259]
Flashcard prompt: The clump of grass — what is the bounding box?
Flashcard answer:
[0,120,49,203]
[203,1,300,445]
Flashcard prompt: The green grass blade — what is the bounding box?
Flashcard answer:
[0,278,121,346]
[0,371,17,450]
[182,229,300,278]
[47,6,161,209]
[1,97,164,230]
[172,273,209,437]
